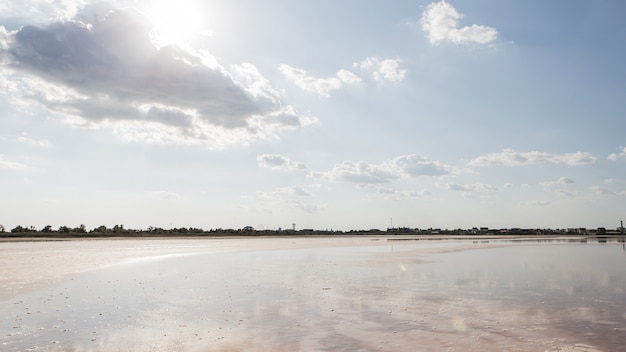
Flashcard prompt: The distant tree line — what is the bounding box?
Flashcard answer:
[0,223,623,237]
[8,224,88,234]
[1,224,206,235]
[0,224,287,237]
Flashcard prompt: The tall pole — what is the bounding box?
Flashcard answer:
[621,220,624,235]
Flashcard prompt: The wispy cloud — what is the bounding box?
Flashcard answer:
[420,0,498,45]
[445,182,496,192]
[257,154,309,171]
[608,146,626,161]
[0,155,27,170]
[469,149,596,167]
[282,186,312,197]
[315,154,450,184]
[279,56,406,97]
[590,185,615,196]
[556,190,573,198]
[278,64,356,98]
[0,0,81,25]
[0,7,314,148]
[521,200,550,207]
[376,187,432,200]
[150,191,182,200]
[17,133,52,147]
[257,185,312,198]
[540,177,575,187]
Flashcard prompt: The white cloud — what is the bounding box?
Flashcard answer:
[376,187,432,200]
[0,26,10,63]
[321,161,395,184]
[257,154,309,171]
[258,185,312,198]
[336,69,363,85]
[608,146,626,161]
[604,178,617,184]
[521,200,550,207]
[0,155,27,170]
[421,1,498,45]
[355,57,406,83]
[318,154,450,184]
[231,62,281,104]
[469,149,597,167]
[377,59,406,83]
[0,7,314,149]
[283,186,311,197]
[540,177,575,187]
[278,64,363,97]
[445,182,496,192]
[17,133,52,147]
[279,64,342,98]
[0,0,82,25]
[590,185,615,196]
[280,56,404,97]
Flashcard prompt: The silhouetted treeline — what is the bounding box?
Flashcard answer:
[0,224,623,237]
[0,224,342,237]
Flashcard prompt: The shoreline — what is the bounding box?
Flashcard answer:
[0,233,610,242]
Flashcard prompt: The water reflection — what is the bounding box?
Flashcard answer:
[406,240,626,350]
[1,239,625,351]
[389,236,626,245]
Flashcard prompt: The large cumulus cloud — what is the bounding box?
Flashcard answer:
[0,7,314,148]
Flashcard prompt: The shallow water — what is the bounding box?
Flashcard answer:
[1,238,625,351]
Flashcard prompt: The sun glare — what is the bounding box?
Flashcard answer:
[145,1,208,46]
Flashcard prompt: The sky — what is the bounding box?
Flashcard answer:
[0,0,625,231]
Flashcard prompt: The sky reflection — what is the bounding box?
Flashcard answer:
[1,239,625,351]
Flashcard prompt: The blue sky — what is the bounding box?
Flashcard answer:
[1,0,625,231]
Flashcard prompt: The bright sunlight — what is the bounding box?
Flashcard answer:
[144,0,208,46]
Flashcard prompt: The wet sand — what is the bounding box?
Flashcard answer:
[1,236,623,351]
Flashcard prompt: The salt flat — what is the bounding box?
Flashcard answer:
[1,237,623,351]
[0,237,386,300]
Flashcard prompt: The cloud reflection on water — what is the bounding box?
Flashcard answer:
[1,238,625,351]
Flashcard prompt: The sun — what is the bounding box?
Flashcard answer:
[144,1,208,46]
